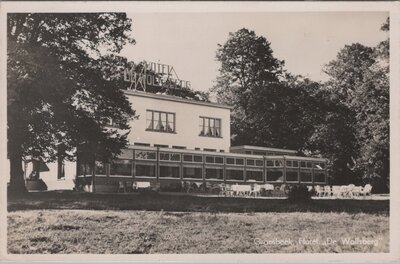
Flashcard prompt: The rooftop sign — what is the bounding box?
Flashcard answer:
[123,61,191,91]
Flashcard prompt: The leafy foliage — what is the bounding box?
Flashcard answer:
[213,19,389,191]
[7,13,136,193]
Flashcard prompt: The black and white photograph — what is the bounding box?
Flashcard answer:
[1,1,399,262]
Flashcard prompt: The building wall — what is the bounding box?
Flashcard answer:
[125,91,231,152]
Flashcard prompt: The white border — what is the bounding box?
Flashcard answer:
[1,1,399,262]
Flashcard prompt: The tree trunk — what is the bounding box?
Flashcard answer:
[9,152,27,195]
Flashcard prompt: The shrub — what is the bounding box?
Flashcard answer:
[287,185,312,204]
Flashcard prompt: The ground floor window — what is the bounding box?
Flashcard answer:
[159,165,180,178]
[95,161,107,175]
[135,163,156,177]
[246,170,264,182]
[266,169,283,182]
[225,169,244,181]
[183,167,203,179]
[314,171,326,183]
[286,169,299,182]
[110,160,132,176]
[205,167,224,180]
[78,163,92,176]
[300,170,313,183]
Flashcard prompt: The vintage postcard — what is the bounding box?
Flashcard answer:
[0,1,399,263]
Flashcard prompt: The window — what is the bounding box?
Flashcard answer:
[146,110,175,133]
[160,152,181,162]
[183,167,203,179]
[134,142,150,147]
[246,170,264,182]
[286,169,299,182]
[300,171,313,183]
[300,161,312,168]
[135,151,156,160]
[266,168,283,182]
[286,160,299,168]
[254,151,266,156]
[172,146,186,150]
[215,157,224,164]
[106,118,119,128]
[199,117,221,137]
[183,154,203,163]
[95,161,107,175]
[204,148,216,152]
[110,160,132,176]
[226,169,244,181]
[159,166,180,178]
[205,155,223,164]
[205,168,224,180]
[135,164,156,177]
[183,154,193,162]
[314,162,326,170]
[78,163,92,176]
[193,155,203,163]
[154,144,168,148]
[226,158,235,165]
[314,172,326,183]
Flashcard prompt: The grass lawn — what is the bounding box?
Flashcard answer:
[7,191,389,254]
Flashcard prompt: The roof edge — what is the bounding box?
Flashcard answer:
[123,90,233,110]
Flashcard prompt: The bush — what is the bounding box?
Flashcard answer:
[288,185,312,204]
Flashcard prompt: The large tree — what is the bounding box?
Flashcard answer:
[7,13,136,194]
[212,28,319,151]
[312,18,389,188]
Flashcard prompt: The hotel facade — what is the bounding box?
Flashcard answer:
[73,89,327,192]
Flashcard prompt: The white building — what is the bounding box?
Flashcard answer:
[24,89,327,192]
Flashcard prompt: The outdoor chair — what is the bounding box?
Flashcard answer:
[237,185,251,197]
[331,185,342,198]
[250,184,261,197]
[307,186,313,192]
[314,185,324,197]
[231,184,238,197]
[264,184,274,196]
[324,185,332,197]
[347,184,355,198]
[117,181,126,193]
[352,186,362,197]
[340,185,350,198]
[361,184,373,198]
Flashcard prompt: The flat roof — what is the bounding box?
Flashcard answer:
[230,145,298,154]
[123,90,233,110]
[127,145,326,162]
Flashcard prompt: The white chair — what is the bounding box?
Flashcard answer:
[314,185,324,197]
[347,184,355,198]
[231,184,238,196]
[307,186,313,192]
[361,184,373,198]
[352,186,362,198]
[331,185,342,198]
[250,184,261,197]
[237,185,251,197]
[340,185,349,198]
[324,186,331,197]
[118,181,126,193]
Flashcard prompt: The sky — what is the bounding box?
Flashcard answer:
[120,12,389,92]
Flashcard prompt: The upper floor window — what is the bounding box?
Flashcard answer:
[199,117,221,137]
[146,110,175,133]
[106,118,119,128]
